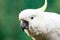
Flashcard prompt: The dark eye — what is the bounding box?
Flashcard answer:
[31,17,33,19]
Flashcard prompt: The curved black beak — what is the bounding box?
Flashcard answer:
[21,20,29,32]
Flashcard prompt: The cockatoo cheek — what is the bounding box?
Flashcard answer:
[28,20,40,35]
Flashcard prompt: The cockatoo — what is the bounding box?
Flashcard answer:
[19,0,60,40]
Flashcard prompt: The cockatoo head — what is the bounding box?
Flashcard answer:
[19,0,47,36]
[19,9,38,31]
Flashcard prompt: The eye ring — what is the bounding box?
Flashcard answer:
[31,17,33,19]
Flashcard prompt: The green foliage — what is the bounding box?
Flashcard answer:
[0,0,60,40]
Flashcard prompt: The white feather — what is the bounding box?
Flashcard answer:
[19,0,60,40]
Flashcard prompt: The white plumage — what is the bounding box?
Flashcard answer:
[19,0,60,40]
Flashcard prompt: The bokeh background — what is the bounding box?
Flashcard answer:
[0,0,60,40]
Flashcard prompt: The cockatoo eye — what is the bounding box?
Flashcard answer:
[31,17,34,19]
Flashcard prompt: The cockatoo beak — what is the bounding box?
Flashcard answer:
[36,0,47,12]
[21,20,29,32]
[20,20,30,36]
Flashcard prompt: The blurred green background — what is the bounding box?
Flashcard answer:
[0,0,60,40]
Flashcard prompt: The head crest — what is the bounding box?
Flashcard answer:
[36,0,47,12]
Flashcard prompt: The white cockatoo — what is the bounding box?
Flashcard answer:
[19,0,60,40]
